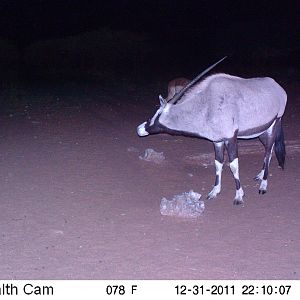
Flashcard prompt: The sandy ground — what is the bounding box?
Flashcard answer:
[0,80,299,280]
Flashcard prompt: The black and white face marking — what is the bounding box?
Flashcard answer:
[137,122,149,136]
[137,95,170,137]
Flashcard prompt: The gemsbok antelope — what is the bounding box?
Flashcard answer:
[137,58,287,205]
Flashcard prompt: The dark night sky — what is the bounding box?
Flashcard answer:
[0,0,299,46]
[0,0,299,82]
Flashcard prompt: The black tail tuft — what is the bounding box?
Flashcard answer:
[275,119,286,169]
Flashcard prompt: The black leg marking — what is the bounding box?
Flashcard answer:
[214,141,225,164]
[214,174,220,187]
[207,141,225,200]
[257,119,278,194]
[234,178,241,190]
[225,132,244,205]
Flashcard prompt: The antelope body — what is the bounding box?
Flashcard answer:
[137,63,287,205]
[166,77,190,101]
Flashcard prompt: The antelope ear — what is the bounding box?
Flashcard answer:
[159,95,167,107]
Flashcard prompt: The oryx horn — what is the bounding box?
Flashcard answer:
[169,56,228,104]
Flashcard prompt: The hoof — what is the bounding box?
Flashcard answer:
[207,186,220,200]
[259,179,268,194]
[233,188,245,205]
[233,199,244,205]
[207,193,217,200]
[259,189,267,195]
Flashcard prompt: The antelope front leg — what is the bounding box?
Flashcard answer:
[226,136,245,205]
[207,142,224,200]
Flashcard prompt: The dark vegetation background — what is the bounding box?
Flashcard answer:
[0,0,299,94]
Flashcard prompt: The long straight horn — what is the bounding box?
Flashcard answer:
[169,56,228,104]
